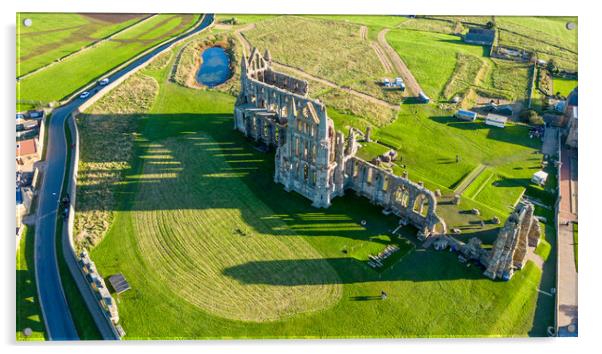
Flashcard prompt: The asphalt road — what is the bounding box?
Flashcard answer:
[33,14,215,341]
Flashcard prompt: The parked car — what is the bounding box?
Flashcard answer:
[79,91,90,99]
[99,78,110,86]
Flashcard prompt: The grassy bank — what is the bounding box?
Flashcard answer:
[56,120,102,340]
[16,225,46,341]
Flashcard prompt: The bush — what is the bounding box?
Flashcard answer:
[520,109,543,126]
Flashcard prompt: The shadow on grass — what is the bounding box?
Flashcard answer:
[222,250,486,286]
[429,115,542,150]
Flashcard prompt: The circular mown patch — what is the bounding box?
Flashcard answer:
[133,136,342,322]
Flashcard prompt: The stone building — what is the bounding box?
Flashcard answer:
[234,48,446,237]
[483,201,541,280]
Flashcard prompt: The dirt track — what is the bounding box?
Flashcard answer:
[359,25,367,40]
[370,42,394,74]
[377,28,422,97]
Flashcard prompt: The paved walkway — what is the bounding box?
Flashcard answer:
[541,127,559,156]
[557,146,578,336]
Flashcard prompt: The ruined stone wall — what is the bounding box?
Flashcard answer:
[483,201,540,280]
[234,48,445,234]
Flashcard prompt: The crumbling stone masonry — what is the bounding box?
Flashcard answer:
[234,48,446,237]
[483,201,541,280]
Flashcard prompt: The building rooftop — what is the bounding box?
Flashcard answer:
[16,139,38,157]
[485,113,508,123]
[464,28,495,45]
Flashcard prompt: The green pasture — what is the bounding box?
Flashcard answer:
[17,13,146,77]
[17,14,200,105]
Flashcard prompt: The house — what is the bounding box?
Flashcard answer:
[16,138,40,172]
[27,110,44,119]
[455,110,477,121]
[16,186,33,223]
[565,87,578,148]
[566,106,578,148]
[531,170,549,185]
[463,28,496,46]
[485,113,508,128]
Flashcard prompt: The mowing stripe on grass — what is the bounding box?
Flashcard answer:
[132,134,342,322]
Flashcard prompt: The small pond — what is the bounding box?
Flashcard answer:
[195,47,231,87]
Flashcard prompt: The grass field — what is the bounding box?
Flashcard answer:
[17,13,147,77]
[17,14,200,105]
[75,74,159,250]
[385,29,529,102]
[496,17,577,71]
[16,225,46,341]
[79,50,550,338]
[553,77,578,97]
[244,17,404,104]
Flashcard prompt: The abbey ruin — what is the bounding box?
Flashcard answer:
[232,48,538,280]
[234,48,446,238]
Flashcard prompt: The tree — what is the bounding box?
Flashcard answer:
[546,59,558,74]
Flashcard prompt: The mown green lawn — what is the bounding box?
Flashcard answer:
[17,13,147,76]
[16,225,46,341]
[17,14,200,104]
[83,51,549,338]
[552,77,578,97]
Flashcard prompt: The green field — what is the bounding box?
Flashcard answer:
[17,14,200,105]
[74,46,552,338]
[553,77,578,97]
[496,17,577,71]
[16,226,46,341]
[385,29,529,102]
[17,13,147,77]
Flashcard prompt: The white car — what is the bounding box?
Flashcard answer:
[79,91,90,99]
[99,78,110,86]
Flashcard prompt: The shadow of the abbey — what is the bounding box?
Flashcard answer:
[75,111,502,275]
[222,251,487,285]
[75,112,410,246]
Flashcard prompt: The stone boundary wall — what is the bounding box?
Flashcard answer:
[62,114,121,339]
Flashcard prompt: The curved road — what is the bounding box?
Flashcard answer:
[34,14,215,340]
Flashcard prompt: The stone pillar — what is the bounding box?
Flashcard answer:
[365,126,372,142]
